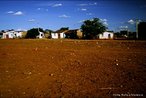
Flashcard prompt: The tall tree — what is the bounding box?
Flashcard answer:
[81,18,107,39]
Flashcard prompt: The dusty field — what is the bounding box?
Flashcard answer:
[0,39,146,98]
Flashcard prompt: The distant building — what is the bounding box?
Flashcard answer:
[120,30,128,38]
[138,22,146,40]
[36,31,44,39]
[64,29,83,39]
[3,30,15,39]
[21,31,27,38]
[51,29,67,39]
[14,31,23,38]
[2,30,23,39]
[44,29,53,38]
[98,31,114,39]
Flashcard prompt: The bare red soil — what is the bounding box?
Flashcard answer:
[0,39,146,98]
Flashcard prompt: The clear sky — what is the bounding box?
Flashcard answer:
[0,0,146,32]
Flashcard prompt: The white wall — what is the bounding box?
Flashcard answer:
[36,32,44,38]
[51,33,58,39]
[51,33,65,39]
[60,33,65,38]
[99,32,114,39]
[2,33,7,39]
[3,31,15,39]
[14,31,22,38]
[2,31,23,39]
[9,31,15,38]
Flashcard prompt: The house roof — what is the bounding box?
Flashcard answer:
[103,31,114,34]
[64,29,79,34]
[54,29,68,33]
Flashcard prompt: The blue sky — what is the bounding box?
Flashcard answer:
[0,0,146,32]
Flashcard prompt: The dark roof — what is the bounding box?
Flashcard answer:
[0,31,5,34]
[54,29,68,33]
[107,31,114,33]
[64,29,79,34]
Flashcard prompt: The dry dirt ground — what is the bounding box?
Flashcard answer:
[0,39,146,98]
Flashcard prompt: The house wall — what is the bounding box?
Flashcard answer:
[51,33,65,39]
[3,31,14,39]
[14,31,22,38]
[60,33,65,38]
[36,32,44,38]
[99,32,114,39]
[2,31,23,39]
[77,30,83,38]
[2,33,7,39]
[51,33,58,39]
[8,32,14,38]
[21,32,27,38]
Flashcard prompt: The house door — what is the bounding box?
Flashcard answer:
[108,34,111,39]
[6,34,9,39]
[58,33,60,39]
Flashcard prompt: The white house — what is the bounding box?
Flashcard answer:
[99,31,114,39]
[36,31,44,38]
[2,30,23,39]
[51,29,67,39]
[14,31,23,38]
[2,30,15,39]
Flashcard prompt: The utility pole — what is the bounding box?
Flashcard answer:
[135,19,139,39]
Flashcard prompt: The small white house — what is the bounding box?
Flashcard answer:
[14,31,23,38]
[99,31,114,39]
[2,30,23,39]
[2,30,15,39]
[51,30,67,39]
[36,31,44,38]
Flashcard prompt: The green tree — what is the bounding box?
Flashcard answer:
[45,29,54,33]
[25,28,44,38]
[81,18,107,39]
[60,27,69,30]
